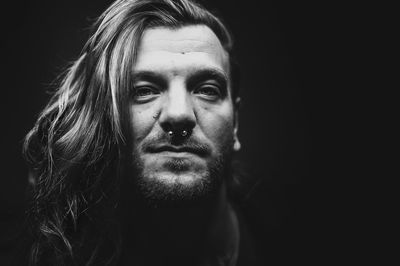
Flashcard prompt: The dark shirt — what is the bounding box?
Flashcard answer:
[4,181,319,265]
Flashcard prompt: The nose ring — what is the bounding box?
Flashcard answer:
[168,130,188,137]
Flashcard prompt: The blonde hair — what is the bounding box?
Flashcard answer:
[23,0,237,264]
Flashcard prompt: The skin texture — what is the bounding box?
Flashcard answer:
[129,25,240,201]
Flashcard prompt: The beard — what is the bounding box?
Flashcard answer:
[127,133,234,207]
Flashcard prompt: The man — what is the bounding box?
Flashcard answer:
[22,0,261,265]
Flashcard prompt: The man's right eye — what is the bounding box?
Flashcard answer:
[132,86,160,102]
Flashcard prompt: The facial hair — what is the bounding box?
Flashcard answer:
[128,133,234,207]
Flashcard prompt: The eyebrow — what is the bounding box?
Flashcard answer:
[186,68,228,94]
[132,71,168,87]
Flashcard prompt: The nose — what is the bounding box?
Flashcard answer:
[159,82,196,135]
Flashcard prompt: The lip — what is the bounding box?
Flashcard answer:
[147,145,207,156]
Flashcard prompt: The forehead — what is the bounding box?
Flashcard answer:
[134,25,229,75]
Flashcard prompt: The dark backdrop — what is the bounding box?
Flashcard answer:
[1,0,342,263]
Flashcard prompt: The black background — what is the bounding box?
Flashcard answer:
[0,0,351,263]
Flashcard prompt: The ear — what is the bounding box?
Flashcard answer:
[233,97,241,152]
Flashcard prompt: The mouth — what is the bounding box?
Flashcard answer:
[146,145,208,157]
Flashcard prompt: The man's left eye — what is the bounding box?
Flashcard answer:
[194,84,221,99]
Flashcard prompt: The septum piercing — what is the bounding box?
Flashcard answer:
[168,130,188,137]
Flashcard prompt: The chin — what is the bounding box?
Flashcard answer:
[136,170,220,206]
[148,171,205,186]
[128,145,231,206]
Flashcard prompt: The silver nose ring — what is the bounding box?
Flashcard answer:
[168,130,188,137]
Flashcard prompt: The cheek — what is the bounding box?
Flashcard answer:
[129,107,156,139]
[198,106,235,146]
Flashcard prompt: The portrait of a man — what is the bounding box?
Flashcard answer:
[1,0,319,265]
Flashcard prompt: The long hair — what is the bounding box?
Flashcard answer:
[23,0,238,265]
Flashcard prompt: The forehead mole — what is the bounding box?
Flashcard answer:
[139,25,225,55]
[134,25,230,73]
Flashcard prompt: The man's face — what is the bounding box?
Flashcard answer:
[129,25,240,201]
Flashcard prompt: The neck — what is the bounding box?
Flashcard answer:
[119,183,239,265]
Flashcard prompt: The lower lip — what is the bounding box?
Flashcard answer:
[153,151,200,158]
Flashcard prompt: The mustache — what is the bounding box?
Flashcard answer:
[141,134,212,156]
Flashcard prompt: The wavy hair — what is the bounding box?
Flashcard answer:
[23,0,238,265]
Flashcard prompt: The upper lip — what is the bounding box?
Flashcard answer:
[147,145,206,156]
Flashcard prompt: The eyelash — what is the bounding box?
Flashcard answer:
[194,84,221,98]
[131,86,161,103]
[131,83,223,102]
[133,86,159,96]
